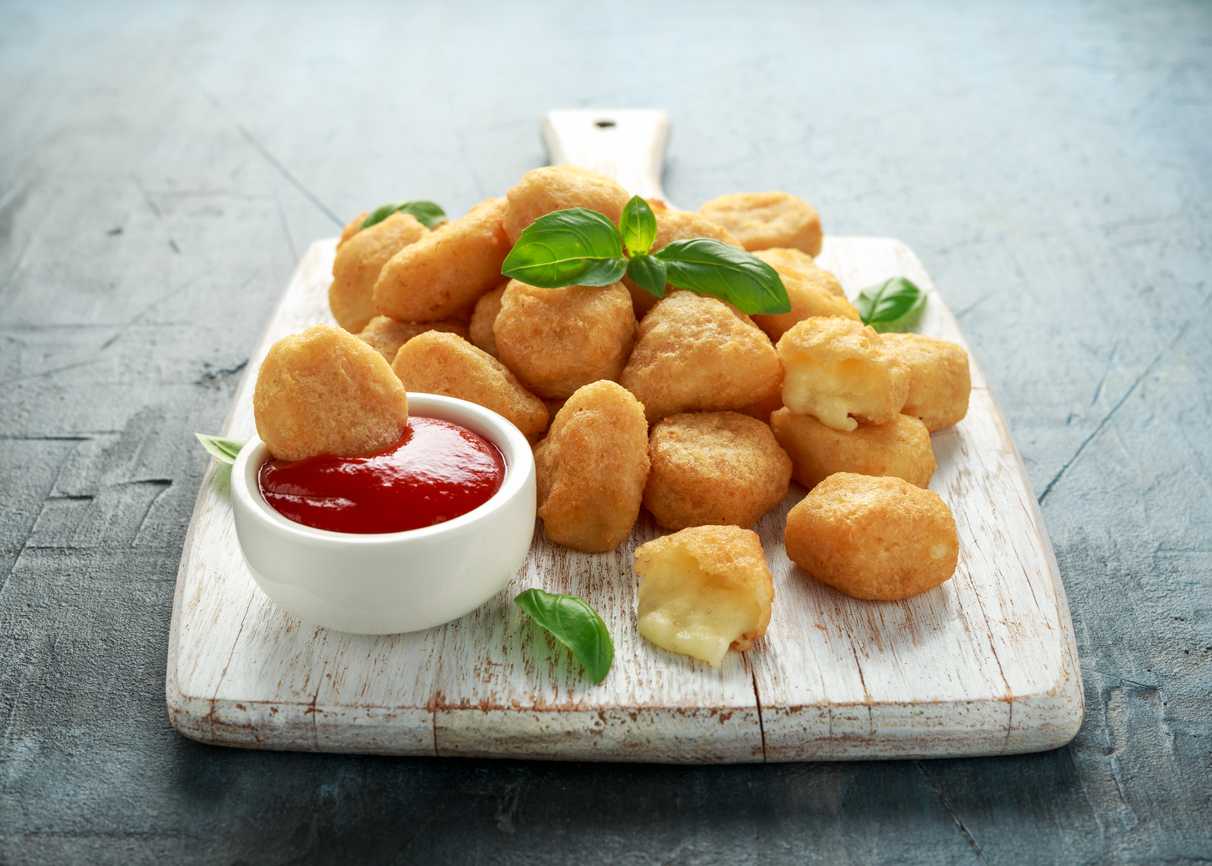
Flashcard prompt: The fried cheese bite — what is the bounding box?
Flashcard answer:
[392,331,548,443]
[329,212,430,333]
[770,409,936,491]
[785,473,959,601]
[620,290,783,426]
[253,324,408,462]
[357,315,469,365]
[373,197,511,323]
[468,284,507,358]
[881,333,971,431]
[622,210,744,318]
[634,525,774,667]
[534,381,649,552]
[776,317,909,432]
[644,412,792,530]
[698,191,823,257]
[337,211,368,249]
[750,248,860,342]
[494,280,636,399]
[502,165,630,244]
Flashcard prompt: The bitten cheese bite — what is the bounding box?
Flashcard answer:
[622,210,743,318]
[494,280,636,399]
[358,315,468,365]
[620,290,783,425]
[776,317,909,432]
[468,284,507,358]
[373,197,511,323]
[750,248,860,342]
[881,333,972,431]
[534,381,650,552]
[644,412,792,530]
[634,525,774,667]
[770,409,936,490]
[329,212,429,333]
[698,191,823,257]
[502,165,630,244]
[785,473,959,601]
[253,324,409,463]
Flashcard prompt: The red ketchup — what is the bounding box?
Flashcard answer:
[258,417,505,534]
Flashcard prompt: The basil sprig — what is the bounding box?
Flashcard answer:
[361,200,447,231]
[515,588,614,684]
[854,277,926,332]
[195,433,246,466]
[501,195,791,316]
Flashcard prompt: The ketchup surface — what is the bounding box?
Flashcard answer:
[258,417,506,534]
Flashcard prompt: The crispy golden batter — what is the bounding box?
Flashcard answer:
[644,412,792,530]
[620,290,783,425]
[373,197,511,322]
[337,211,368,249]
[494,280,636,399]
[622,210,743,318]
[776,317,909,431]
[737,387,785,425]
[502,165,630,244]
[358,315,469,365]
[881,333,971,431]
[785,473,958,600]
[750,248,860,341]
[392,331,548,443]
[253,324,408,462]
[770,409,936,490]
[468,284,507,358]
[329,212,430,333]
[698,191,823,256]
[534,381,649,552]
[634,525,774,666]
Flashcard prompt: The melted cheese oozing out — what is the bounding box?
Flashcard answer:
[782,355,883,432]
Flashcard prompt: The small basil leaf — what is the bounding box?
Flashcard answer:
[619,195,658,256]
[195,433,246,466]
[653,239,792,315]
[515,588,614,685]
[854,277,926,332]
[626,254,668,299]
[361,200,447,231]
[501,208,627,288]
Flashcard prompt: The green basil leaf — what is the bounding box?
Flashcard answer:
[195,433,246,466]
[515,588,614,685]
[626,254,668,299]
[501,208,627,288]
[854,277,926,332]
[361,200,447,231]
[619,195,658,256]
[653,239,792,315]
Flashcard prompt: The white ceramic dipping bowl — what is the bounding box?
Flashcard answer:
[230,393,536,635]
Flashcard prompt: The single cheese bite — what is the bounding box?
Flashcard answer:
[776,317,909,432]
[534,381,650,552]
[634,525,774,667]
[881,333,972,431]
[329,212,430,333]
[393,331,548,443]
[468,284,507,358]
[358,315,468,365]
[620,290,783,426]
[750,248,860,341]
[644,412,792,530]
[337,211,368,249]
[785,473,959,600]
[502,165,630,244]
[494,280,636,399]
[622,210,743,319]
[253,325,409,462]
[770,409,936,490]
[373,197,511,323]
[698,191,823,257]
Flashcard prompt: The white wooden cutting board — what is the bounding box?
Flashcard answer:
[165,111,1083,762]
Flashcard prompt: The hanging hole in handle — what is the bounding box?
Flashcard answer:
[594,119,616,128]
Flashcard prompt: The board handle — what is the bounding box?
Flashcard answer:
[542,109,672,206]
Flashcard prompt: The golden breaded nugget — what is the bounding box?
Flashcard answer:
[737,386,785,425]
[750,248,860,341]
[699,191,823,256]
[468,284,506,358]
[357,315,469,365]
[776,317,909,432]
[329,212,429,333]
[494,280,636,399]
[622,210,743,318]
[337,211,368,249]
[502,165,630,244]
[253,324,408,462]
[634,525,774,667]
[620,290,782,425]
[644,412,792,530]
[881,333,971,431]
[770,409,935,490]
[785,473,958,600]
[373,197,511,323]
[392,331,548,443]
[534,381,649,552]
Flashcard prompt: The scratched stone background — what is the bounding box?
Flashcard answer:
[0,0,1209,863]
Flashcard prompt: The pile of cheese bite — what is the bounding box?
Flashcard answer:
[253,165,971,668]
